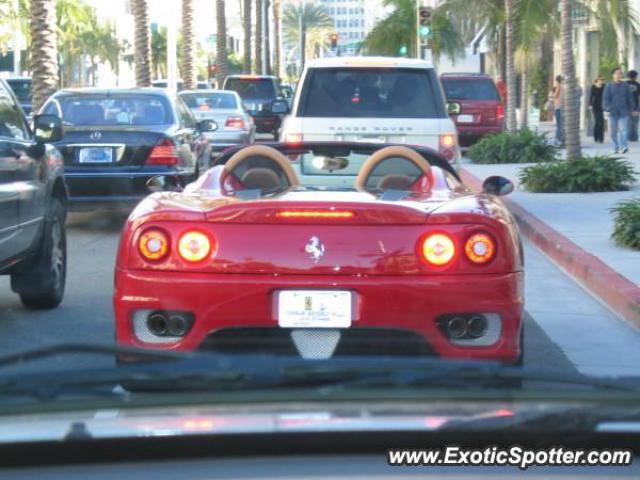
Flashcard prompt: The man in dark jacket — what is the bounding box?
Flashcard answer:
[627,70,640,141]
[603,67,635,153]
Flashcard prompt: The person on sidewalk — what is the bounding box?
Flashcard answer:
[551,75,564,146]
[589,77,605,143]
[627,70,640,141]
[603,67,635,154]
[496,75,507,101]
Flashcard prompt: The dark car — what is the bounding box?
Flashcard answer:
[5,77,32,119]
[0,78,68,309]
[223,75,289,139]
[440,73,504,146]
[39,88,214,210]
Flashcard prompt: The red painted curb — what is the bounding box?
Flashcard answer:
[460,167,640,327]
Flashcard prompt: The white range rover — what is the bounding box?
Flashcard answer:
[281,56,460,167]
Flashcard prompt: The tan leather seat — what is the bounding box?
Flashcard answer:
[377,174,414,190]
[224,145,300,189]
[241,168,282,191]
[355,146,433,191]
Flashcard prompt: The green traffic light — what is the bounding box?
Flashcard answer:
[399,45,408,55]
[419,25,431,37]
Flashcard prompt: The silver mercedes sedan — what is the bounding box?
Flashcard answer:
[179,90,255,155]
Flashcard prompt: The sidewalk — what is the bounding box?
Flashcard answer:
[460,122,640,326]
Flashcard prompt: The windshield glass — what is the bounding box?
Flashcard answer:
[4,0,640,460]
[181,92,237,110]
[224,78,277,99]
[6,79,31,104]
[298,68,442,117]
[441,78,501,101]
[43,94,174,126]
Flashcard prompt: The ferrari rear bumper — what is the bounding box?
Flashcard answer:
[114,270,524,364]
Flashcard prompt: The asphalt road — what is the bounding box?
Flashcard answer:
[0,210,577,377]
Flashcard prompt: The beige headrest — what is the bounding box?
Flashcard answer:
[354,146,433,190]
[224,145,300,187]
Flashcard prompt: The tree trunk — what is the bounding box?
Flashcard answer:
[504,0,517,132]
[520,68,528,128]
[243,0,252,73]
[255,0,263,74]
[182,0,196,90]
[560,0,581,159]
[496,27,506,79]
[264,0,271,75]
[215,0,229,87]
[30,0,59,112]
[132,0,151,87]
[273,0,281,78]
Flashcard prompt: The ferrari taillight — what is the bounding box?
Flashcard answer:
[276,210,355,219]
[465,233,496,264]
[138,229,170,261]
[420,233,456,266]
[178,230,215,263]
[147,138,179,165]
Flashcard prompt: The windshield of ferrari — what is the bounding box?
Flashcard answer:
[1,0,640,461]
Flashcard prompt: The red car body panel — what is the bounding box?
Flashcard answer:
[114,144,524,364]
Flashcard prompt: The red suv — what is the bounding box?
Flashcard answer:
[440,73,504,146]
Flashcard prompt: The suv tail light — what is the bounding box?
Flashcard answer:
[225,116,245,129]
[147,138,179,165]
[496,103,505,121]
[439,134,457,161]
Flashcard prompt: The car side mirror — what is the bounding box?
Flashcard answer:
[33,114,63,143]
[197,120,218,132]
[482,175,514,196]
[271,100,289,114]
[446,101,461,116]
[146,175,185,193]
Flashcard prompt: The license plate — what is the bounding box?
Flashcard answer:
[277,290,352,328]
[457,114,474,123]
[79,147,113,164]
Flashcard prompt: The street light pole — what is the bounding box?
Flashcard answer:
[167,3,178,94]
[299,0,305,75]
[12,0,20,75]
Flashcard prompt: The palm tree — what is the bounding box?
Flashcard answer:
[255,0,263,74]
[132,0,151,87]
[362,0,463,61]
[242,0,251,73]
[504,0,516,132]
[30,0,59,112]
[264,0,271,74]
[592,0,639,65]
[560,0,580,159]
[215,0,228,87]
[273,0,281,77]
[181,0,196,90]
[282,2,334,61]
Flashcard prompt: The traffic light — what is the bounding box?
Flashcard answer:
[330,33,338,50]
[208,62,217,79]
[399,45,408,56]
[419,6,433,44]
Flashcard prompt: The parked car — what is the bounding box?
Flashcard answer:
[281,57,461,168]
[152,79,211,91]
[0,78,68,309]
[440,72,505,146]
[223,75,288,140]
[114,142,523,365]
[39,88,214,210]
[178,89,255,155]
[5,76,33,119]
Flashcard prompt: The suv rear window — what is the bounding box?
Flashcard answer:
[298,67,444,118]
[441,78,500,101]
[225,78,277,100]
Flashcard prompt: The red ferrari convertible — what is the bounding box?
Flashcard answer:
[114,142,524,364]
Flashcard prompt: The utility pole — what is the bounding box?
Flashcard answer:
[299,0,305,75]
[12,0,20,75]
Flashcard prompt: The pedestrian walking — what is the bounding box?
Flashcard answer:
[603,66,635,154]
[551,75,564,146]
[589,77,605,143]
[496,75,507,101]
[626,70,640,141]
